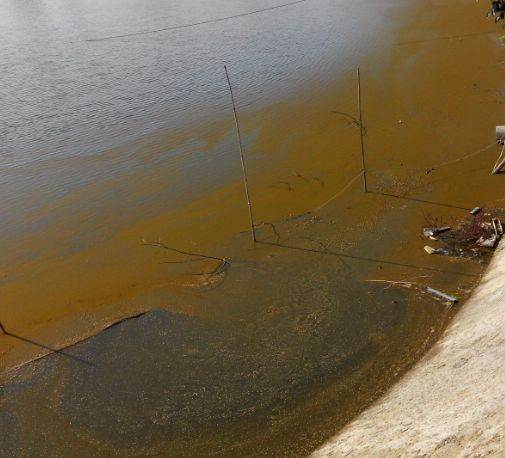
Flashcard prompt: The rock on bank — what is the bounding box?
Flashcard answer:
[312,242,505,457]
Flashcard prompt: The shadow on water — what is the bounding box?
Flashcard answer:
[368,190,473,211]
[256,240,478,278]
[0,321,94,368]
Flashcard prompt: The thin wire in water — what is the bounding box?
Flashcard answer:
[86,0,309,42]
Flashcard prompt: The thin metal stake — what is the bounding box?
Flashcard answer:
[224,65,257,242]
[357,68,367,192]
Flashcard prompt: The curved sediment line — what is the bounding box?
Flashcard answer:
[312,241,505,457]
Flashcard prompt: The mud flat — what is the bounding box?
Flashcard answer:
[313,240,505,457]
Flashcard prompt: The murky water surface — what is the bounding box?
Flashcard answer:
[1,0,505,456]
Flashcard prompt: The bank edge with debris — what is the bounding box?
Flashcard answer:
[312,239,505,457]
[310,3,505,455]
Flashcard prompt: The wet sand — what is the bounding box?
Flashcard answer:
[1,0,505,456]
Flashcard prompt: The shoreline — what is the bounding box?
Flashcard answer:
[312,239,505,457]
[312,2,505,456]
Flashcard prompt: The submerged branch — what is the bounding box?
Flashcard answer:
[142,239,230,284]
[255,221,282,244]
[142,240,224,262]
[331,110,368,136]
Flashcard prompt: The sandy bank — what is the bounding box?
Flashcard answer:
[312,241,505,457]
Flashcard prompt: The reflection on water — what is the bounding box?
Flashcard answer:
[0,0,385,166]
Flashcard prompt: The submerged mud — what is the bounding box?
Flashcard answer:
[1,0,505,456]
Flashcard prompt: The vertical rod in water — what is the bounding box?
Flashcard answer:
[224,65,257,243]
[357,68,367,193]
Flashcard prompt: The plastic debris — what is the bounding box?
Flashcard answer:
[427,287,458,303]
[487,1,505,22]
[424,246,449,255]
[492,218,504,236]
[424,245,436,254]
[477,233,499,248]
[423,226,451,238]
[423,228,436,238]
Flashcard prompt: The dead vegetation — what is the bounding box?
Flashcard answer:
[331,110,368,136]
[142,240,230,287]
[422,209,505,260]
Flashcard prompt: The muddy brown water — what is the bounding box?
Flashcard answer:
[1,0,505,456]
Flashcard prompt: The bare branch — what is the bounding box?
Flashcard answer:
[331,110,368,136]
[142,240,223,262]
[142,239,230,285]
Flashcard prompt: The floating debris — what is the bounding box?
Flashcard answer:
[426,287,458,304]
[424,246,449,256]
[365,280,457,305]
[487,1,505,22]
[493,217,504,235]
[424,246,436,255]
[477,233,499,248]
[423,228,436,238]
[423,226,451,238]
[421,210,505,259]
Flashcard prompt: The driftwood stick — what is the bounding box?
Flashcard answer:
[0,320,6,334]
[224,65,257,243]
[357,68,367,192]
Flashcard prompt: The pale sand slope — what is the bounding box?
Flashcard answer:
[312,242,505,458]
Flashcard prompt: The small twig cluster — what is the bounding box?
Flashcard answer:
[456,213,496,244]
[423,212,456,231]
[142,240,230,282]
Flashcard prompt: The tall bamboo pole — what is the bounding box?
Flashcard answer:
[357,68,367,192]
[224,65,257,242]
